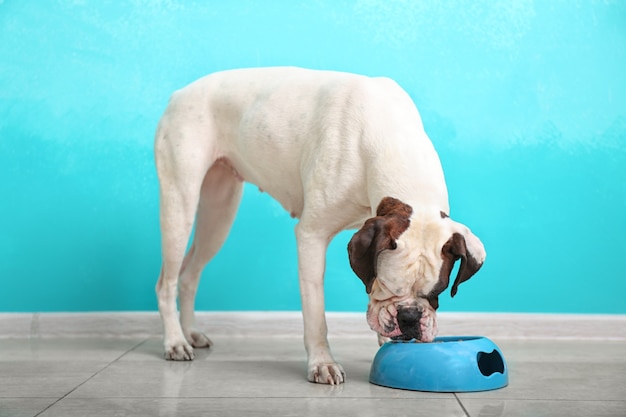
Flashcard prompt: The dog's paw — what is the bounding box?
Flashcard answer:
[308,362,346,385]
[187,331,213,348]
[164,340,195,361]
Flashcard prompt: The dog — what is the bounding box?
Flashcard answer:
[154,67,486,385]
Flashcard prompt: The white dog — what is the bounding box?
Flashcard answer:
[154,67,486,385]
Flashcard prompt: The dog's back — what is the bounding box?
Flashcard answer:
[157,67,441,220]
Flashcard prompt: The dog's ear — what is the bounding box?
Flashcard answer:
[439,227,486,297]
[347,197,413,293]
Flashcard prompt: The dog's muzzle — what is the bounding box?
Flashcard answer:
[367,301,438,342]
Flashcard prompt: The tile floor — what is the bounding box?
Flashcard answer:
[1,334,625,417]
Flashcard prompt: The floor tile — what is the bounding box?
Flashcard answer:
[124,336,311,362]
[40,397,467,417]
[124,336,380,363]
[0,338,143,398]
[493,339,626,363]
[0,398,56,417]
[68,359,452,400]
[457,361,626,401]
[0,338,143,362]
[0,362,107,397]
[461,399,626,417]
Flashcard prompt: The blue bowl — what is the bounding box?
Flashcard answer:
[369,336,508,392]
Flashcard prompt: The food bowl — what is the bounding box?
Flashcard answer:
[369,336,508,392]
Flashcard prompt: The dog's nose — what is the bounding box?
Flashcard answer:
[396,306,422,340]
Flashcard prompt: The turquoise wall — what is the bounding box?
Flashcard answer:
[1,1,625,314]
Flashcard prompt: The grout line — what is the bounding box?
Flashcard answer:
[113,337,152,360]
[454,393,471,417]
[33,338,149,416]
[29,394,459,400]
[30,313,40,338]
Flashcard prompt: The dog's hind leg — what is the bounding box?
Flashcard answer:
[178,160,243,349]
[154,112,217,360]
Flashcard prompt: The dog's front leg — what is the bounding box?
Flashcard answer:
[295,223,345,385]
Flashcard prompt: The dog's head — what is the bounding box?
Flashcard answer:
[347,197,486,343]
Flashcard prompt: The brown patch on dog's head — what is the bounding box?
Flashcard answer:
[347,197,413,293]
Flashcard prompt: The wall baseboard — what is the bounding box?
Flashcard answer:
[1,312,624,340]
